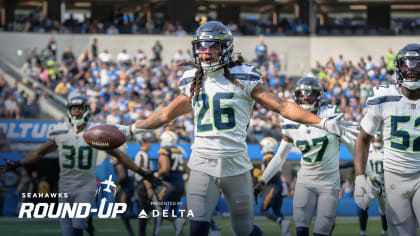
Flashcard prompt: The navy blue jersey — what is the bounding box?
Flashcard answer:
[158,146,184,184]
[263,153,282,186]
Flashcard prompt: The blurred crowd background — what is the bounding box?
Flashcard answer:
[0,35,393,143]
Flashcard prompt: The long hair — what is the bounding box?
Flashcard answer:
[179,55,245,100]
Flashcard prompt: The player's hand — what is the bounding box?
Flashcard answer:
[107,124,132,138]
[136,169,163,187]
[316,113,344,136]
[253,180,266,204]
[0,160,21,173]
[340,125,360,144]
[354,175,376,210]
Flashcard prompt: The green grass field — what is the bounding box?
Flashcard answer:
[3,216,418,236]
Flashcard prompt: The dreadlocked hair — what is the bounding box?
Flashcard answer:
[179,54,245,100]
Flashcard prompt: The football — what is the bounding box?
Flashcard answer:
[83,125,125,150]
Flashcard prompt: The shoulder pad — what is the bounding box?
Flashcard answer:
[282,118,300,130]
[367,85,402,105]
[48,123,69,136]
[171,147,182,154]
[229,64,261,81]
[178,69,197,87]
[158,148,169,156]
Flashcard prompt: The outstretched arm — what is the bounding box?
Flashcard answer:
[20,140,58,166]
[251,84,344,136]
[106,149,140,173]
[130,95,192,134]
[251,85,322,125]
[260,136,293,184]
[354,128,373,176]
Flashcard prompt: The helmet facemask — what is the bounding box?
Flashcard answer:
[66,97,91,128]
[398,57,420,90]
[192,21,234,72]
[295,88,322,112]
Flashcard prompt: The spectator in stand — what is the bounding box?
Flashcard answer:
[62,46,75,68]
[386,48,396,74]
[91,38,98,58]
[22,95,39,118]
[135,49,147,67]
[255,39,268,67]
[117,49,132,67]
[4,95,20,119]
[107,24,120,35]
[292,18,309,34]
[46,36,57,58]
[99,49,113,64]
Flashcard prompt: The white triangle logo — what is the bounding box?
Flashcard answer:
[137,209,148,219]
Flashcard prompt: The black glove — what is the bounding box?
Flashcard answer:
[136,169,163,187]
[253,180,266,204]
[0,160,21,173]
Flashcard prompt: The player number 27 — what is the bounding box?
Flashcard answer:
[62,145,93,170]
[296,136,329,163]
[193,93,236,132]
[390,116,420,152]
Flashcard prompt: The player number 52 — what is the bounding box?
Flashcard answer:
[390,115,420,152]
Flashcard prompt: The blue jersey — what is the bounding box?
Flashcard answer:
[158,146,184,184]
[262,153,282,186]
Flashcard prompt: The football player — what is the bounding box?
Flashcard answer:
[256,137,291,235]
[354,44,420,236]
[116,21,350,236]
[358,133,387,236]
[153,130,186,236]
[254,77,358,236]
[0,96,159,236]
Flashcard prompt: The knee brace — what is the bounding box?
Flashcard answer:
[296,227,309,236]
[189,220,209,236]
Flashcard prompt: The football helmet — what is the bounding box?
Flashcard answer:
[260,137,278,154]
[160,131,178,148]
[395,44,420,90]
[66,96,91,127]
[192,21,233,71]
[294,77,324,112]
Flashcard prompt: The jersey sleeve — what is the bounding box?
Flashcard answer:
[360,104,382,136]
[280,118,299,140]
[46,123,68,142]
[230,65,263,97]
[178,69,196,97]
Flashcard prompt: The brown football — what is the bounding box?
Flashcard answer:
[83,125,125,150]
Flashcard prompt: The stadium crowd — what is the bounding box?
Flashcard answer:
[19,36,394,143]
[0,73,41,120]
[6,9,420,36]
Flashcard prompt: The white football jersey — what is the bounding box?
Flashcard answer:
[47,122,98,193]
[368,146,385,183]
[282,105,341,189]
[361,85,420,174]
[178,64,262,177]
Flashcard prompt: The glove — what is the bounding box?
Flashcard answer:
[107,124,132,139]
[253,180,266,204]
[137,169,163,187]
[0,160,21,173]
[354,175,376,210]
[317,113,345,136]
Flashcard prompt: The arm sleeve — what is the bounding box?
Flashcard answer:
[360,104,382,136]
[261,140,293,183]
